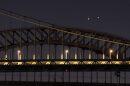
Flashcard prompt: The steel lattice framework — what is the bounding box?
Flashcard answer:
[0,27,129,62]
[0,8,130,85]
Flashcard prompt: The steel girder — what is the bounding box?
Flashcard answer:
[0,27,129,59]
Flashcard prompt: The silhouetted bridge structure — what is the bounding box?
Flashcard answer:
[0,8,130,86]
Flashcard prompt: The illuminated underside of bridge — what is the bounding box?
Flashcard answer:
[0,8,130,85]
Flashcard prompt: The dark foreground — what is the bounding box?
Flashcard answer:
[0,81,129,86]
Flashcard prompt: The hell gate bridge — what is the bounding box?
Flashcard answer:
[0,8,130,86]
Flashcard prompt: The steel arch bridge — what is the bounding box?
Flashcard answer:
[0,26,130,70]
[0,8,130,85]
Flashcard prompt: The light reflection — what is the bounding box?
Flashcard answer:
[46,62,50,64]
[4,62,8,65]
[73,61,79,64]
[18,62,22,65]
[60,61,64,64]
[0,60,129,65]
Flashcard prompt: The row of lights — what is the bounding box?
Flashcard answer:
[4,49,115,60]
[65,49,114,60]
[63,49,115,60]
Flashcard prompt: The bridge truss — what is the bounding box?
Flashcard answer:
[0,8,130,85]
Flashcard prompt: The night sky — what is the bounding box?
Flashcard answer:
[0,0,130,39]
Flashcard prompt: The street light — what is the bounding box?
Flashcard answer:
[74,53,77,59]
[33,54,36,60]
[89,53,91,59]
[47,54,50,60]
[109,49,113,59]
[103,53,105,59]
[65,49,69,59]
[61,53,63,59]
[17,50,21,60]
[5,54,7,60]
[116,52,119,59]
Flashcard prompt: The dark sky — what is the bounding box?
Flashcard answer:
[0,0,130,39]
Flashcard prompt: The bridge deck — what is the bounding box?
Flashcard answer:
[0,59,130,65]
